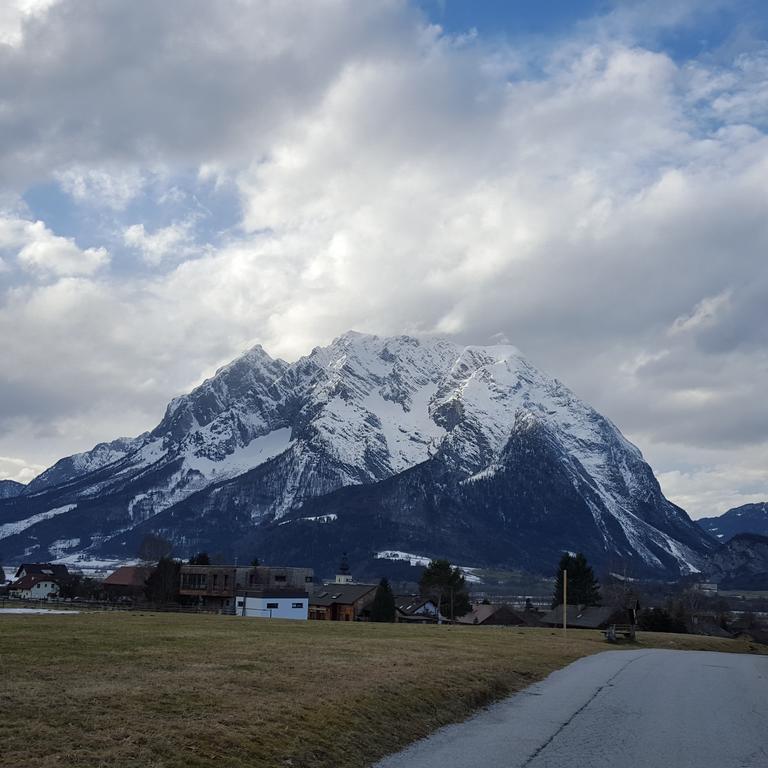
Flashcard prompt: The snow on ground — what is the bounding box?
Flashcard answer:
[375,551,482,580]
[0,504,77,540]
[376,551,432,567]
[48,538,81,558]
[278,513,338,526]
[0,608,80,615]
[50,554,140,578]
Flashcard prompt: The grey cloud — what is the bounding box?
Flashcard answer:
[0,1,766,517]
[0,0,427,188]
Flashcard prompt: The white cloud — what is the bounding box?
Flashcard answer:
[0,216,109,276]
[0,2,765,517]
[55,166,147,210]
[123,220,197,266]
[0,0,58,46]
[654,443,768,519]
[669,291,732,335]
[0,455,45,484]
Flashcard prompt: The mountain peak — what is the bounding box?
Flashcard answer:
[0,331,712,576]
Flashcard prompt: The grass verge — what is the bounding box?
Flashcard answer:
[0,612,764,768]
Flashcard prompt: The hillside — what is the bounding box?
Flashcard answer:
[698,503,768,542]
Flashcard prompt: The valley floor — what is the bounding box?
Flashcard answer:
[0,613,764,768]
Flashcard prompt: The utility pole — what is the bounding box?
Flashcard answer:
[563,569,567,638]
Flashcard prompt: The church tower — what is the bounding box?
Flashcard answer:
[335,553,353,584]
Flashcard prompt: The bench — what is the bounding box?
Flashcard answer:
[603,624,636,642]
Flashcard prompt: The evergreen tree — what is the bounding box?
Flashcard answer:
[369,577,396,622]
[144,557,180,603]
[552,552,601,608]
[188,552,210,565]
[138,534,172,563]
[419,559,472,619]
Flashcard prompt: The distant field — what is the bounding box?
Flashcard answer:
[1,613,764,768]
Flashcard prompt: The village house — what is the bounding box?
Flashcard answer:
[7,562,70,600]
[309,583,378,621]
[235,588,309,620]
[14,562,69,581]
[178,563,314,612]
[9,573,61,600]
[394,595,439,623]
[540,604,628,630]
[102,565,154,602]
[308,556,377,621]
[457,603,538,627]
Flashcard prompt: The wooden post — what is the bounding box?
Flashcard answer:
[563,569,567,638]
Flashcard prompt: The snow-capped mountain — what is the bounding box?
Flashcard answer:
[0,332,714,575]
[698,503,768,542]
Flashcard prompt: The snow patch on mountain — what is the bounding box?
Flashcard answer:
[0,504,77,540]
[375,550,482,581]
[184,427,293,479]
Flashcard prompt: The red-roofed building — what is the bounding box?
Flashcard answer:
[103,565,154,602]
[9,573,60,599]
[14,563,69,581]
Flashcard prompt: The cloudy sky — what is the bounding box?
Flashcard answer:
[0,0,766,518]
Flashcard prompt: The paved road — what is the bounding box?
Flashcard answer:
[375,650,768,768]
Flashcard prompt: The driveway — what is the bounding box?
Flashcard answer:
[374,649,768,768]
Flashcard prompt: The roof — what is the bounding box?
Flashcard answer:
[456,604,527,626]
[310,583,377,606]
[238,588,309,599]
[540,605,625,629]
[394,596,435,614]
[15,563,69,580]
[10,573,61,591]
[103,566,153,588]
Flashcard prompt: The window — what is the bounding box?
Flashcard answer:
[305,576,313,583]
[224,575,229,586]
[266,602,279,609]
[182,573,207,590]
[212,574,218,587]
[292,602,303,609]
[274,575,287,583]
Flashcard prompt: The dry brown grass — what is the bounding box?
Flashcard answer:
[0,612,763,768]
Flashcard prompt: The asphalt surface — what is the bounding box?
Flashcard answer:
[375,649,768,768]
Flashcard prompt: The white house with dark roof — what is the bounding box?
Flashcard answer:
[235,588,309,620]
[9,573,61,599]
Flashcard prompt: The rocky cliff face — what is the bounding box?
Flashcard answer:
[705,533,768,589]
[0,332,714,575]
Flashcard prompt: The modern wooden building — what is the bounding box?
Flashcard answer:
[309,583,377,621]
[178,564,314,612]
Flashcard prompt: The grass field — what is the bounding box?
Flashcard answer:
[1,612,764,768]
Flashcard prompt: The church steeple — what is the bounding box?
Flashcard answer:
[335,552,353,584]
